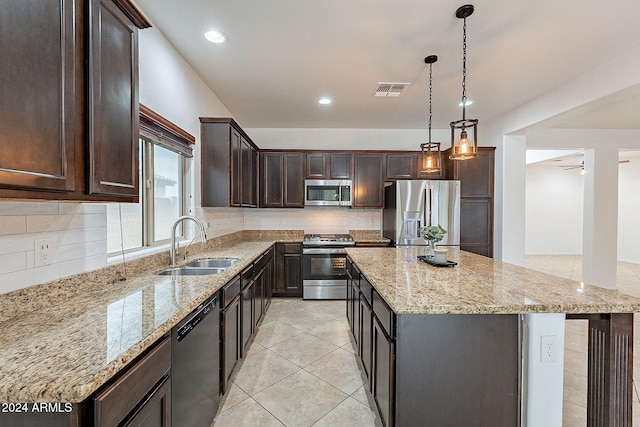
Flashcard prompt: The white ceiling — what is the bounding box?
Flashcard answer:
[133,0,640,130]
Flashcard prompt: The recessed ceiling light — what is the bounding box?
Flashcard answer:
[458,99,473,107]
[318,98,332,105]
[204,30,227,44]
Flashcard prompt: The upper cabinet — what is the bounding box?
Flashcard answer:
[200,118,259,208]
[384,153,416,180]
[260,152,305,208]
[0,0,78,194]
[353,153,384,208]
[0,0,150,202]
[305,152,352,179]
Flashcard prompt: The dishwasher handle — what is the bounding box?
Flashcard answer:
[176,296,217,342]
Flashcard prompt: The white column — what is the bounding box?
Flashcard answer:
[501,135,527,266]
[582,147,619,289]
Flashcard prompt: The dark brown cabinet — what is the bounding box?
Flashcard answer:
[445,147,495,257]
[384,153,416,180]
[0,0,78,194]
[93,336,171,427]
[305,152,352,179]
[260,152,305,208]
[273,243,302,296]
[241,269,254,357]
[200,118,259,207]
[353,153,384,208]
[87,0,140,198]
[221,276,241,394]
[372,314,394,427]
[0,0,149,201]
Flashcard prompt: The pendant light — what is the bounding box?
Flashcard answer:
[420,55,442,174]
[449,4,478,161]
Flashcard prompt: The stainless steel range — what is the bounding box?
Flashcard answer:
[302,234,355,299]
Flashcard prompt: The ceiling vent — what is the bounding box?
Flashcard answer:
[374,82,410,97]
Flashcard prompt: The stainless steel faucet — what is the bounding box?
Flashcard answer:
[170,215,207,266]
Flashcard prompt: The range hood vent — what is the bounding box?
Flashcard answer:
[374,82,409,97]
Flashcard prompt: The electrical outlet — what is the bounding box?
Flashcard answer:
[540,335,558,363]
[34,238,52,267]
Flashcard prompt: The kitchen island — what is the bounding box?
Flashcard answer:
[345,246,640,427]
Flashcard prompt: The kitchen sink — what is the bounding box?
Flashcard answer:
[185,258,239,268]
[157,267,227,276]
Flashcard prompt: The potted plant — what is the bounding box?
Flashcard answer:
[420,224,446,256]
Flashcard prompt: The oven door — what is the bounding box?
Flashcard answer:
[302,247,348,299]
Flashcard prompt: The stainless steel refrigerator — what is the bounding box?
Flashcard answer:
[383,180,461,247]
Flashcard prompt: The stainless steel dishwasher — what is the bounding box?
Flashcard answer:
[171,293,220,427]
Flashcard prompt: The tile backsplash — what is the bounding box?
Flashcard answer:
[0,201,382,294]
[0,201,108,294]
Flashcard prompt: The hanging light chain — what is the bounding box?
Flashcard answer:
[428,61,433,142]
[461,15,467,120]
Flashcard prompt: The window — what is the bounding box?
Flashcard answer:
[107,106,195,255]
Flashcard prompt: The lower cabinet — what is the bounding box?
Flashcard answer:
[93,336,172,427]
[273,242,302,296]
[241,279,254,357]
[372,315,394,427]
[347,256,521,426]
[221,277,242,395]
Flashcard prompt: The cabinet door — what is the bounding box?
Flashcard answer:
[241,137,252,206]
[384,153,416,180]
[353,154,384,208]
[274,243,302,296]
[251,146,259,207]
[230,128,242,206]
[306,153,328,179]
[372,317,394,427]
[0,0,77,193]
[260,153,283,207]
[284,254,302,294]
[360,297,373,387]
[330,153,352,179]
[87,0,139,198]
[460,198,493,257]
[451,148,495,198]
[241,283,253,357]
[253,268,264,327]
[222,296,240,394]
[283,153,305,207]
[122,376,171,427]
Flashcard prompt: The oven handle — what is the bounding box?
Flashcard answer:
[302,247,347,255]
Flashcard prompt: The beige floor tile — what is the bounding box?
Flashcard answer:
[308,319,352,347]
[305,348,365,395]
[564,347,588,376]
[246,340,267,356]
[302,300,348,320]
[269,332,339,367]
[219,383,250,413]
[278,309,341,332]
[350,385,371,406]
[233,349,299,395]
[341,341,357,354]
[213,398,285,427]
[254,320,304,348]
[564,330,588,352]
[562,401,587,427]
[312,397,378,427]
[253,369,348,426]
[564,319,588,336]
[563,370,587,407]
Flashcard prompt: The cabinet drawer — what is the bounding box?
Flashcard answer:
[360,276,373,305]
[283,243,301,254]
[223,276,241,307]
[241,264,254,285]
[373,291,394,339]
[94,336,170,427]
[350,264,361,285]
[254,253,267,271]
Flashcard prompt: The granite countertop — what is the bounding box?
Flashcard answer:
[348,229,390,245]
[0,231,298,403]
[346,247,640,315]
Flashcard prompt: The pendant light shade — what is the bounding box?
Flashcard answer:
[420,55,442,174]
[450,4,478,161]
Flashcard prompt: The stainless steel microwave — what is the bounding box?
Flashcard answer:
[304,180,352,206]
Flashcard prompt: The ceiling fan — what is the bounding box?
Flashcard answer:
[557,159,630,170]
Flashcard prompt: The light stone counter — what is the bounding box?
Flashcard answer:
[346,246,640,315]
[0,237,281,403]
